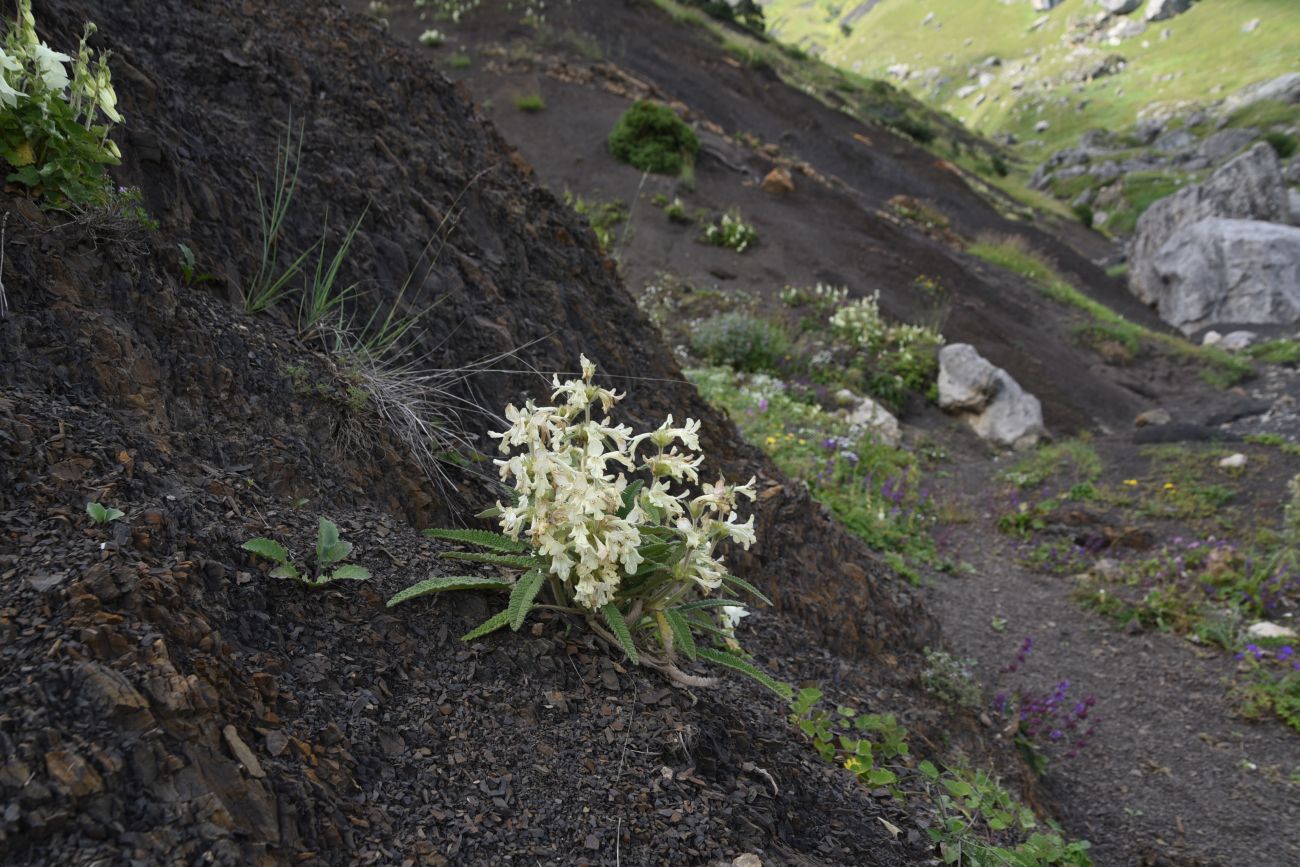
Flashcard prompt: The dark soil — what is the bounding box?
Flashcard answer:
[0,0,1000,864]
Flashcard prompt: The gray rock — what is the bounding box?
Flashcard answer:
[1218,330,1259,351]
[938,344,1046,450]
[1091,160,1123,183]
[1222,73,1300,116]
[1134,118,1165,144]
[1150,218,1300,333]
[842,395,901,446]
[1032,0,1064,10]
[1154,128,1197,153]
[1145,0,1190,22]
[1290,189,1300,226]
[1198,128,1257,163]
[1098,0,1141,13]
[1035,120,1051,133]
[1241,18,1260,34]
[1106,18,1147,41]
[1286,155,1300,185]
[1130,143,1289,304]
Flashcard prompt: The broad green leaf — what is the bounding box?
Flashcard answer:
[474,504,504,519]
[86,502,123,524]
[387,575,512,607]
[270,563,301,580]
[918,760,940,781]
[423,527,527,553]
[600,603,640,665]
[326,564,370,582]
[617,479,644,519]
[721,573,772,606]
[662,608,697,661]
[441,551,542,569]
[943,779,975,799]
[243,538,290,565]
[461,608,511,641]
[316,518,341,566]
[695,648,792,700]
[507,569,547,630]
[866,768,896,786]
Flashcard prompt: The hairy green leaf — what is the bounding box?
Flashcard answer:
[269,563,301,581]
[423,527,527,553]
[600,603,640,665]
[86,502,124,524]
[618,479,644,519]
[721,573,772,606]
[696,648,792,699]
[461,608,511,641]
[325,564,370,582]
[316,518,343,566]
[673,598,745,612]
[243,538,290,565]
[508,569,547,630]
[662,608,697,661]
[387,575,512,607]
[441,551,542,569]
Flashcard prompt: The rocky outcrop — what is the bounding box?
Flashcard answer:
[937,345,1046,450]
[1149,218,1300,333]
[1130,143,1290,306]
[1222,72,1300,116]
[1145,0,1190,22]
[1098,0,1141,13]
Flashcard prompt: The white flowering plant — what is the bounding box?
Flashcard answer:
[389,356,790,697]
[704,209,758,253]
[0,0,123,206]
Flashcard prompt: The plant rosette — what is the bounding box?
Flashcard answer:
[389,355,789,697]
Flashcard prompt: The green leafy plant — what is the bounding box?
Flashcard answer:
[689,313,788,372]
[922,647,982,709]
[608,100,700,175]
[176,243,213,286]
[0,1,124,206]
[388,356,787,696]
[703,208,758,252]
[243,518,371,586]
[86,502,124,525]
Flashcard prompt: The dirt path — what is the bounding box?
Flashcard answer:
[926,452,1300,867]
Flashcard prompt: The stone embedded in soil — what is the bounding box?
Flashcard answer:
[222,725,266,778]
[1246,621,1297,639]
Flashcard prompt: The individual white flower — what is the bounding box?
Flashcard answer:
[31,43,71,91]
[0,50,23,108]
[719,513,756,549]
[719,605,749,631]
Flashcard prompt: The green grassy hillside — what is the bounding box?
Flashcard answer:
[763,0,1300,162]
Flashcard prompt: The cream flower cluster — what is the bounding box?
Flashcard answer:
[490,356,757,611]
[1,2,123,148]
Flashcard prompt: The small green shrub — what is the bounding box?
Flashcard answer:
[1262,131,1297,160]
[608,100,699,175]
[1072,202,1094,229]
[690,313,787,372]
[446,53,472,69]
[922,647,982,709]
[418,29,444,46]
[514,93,545,113]
[0,1,124,206]
[243,518,372,586]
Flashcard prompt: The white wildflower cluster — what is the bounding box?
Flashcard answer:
[1,1,122,145]
[829,292,890,352]
[419,29,445,46]
[779,282,848,312]
[704,211,758,253]
[490,356,757,611]
[829,294,942,356]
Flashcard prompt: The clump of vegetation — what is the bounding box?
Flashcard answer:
[564,191,627,252]
[1262,131,1298,160]
[514,92,545,113]
[1004,440,1103,490]
[662,196,690,223]
[780,282,848,313]
[678,0,765,33]
[688,368,938,579]
[607,100,699,174]
[790,685,1093,864]
[1246,339,1300,367]
[829,292,944,406]
[243,518,372,586]
[418,29,445,46]
[922,647,982,709]
[1,1,124,206]
[689,312,788,372]
[703,208,758,252]
[388,357,786,695]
